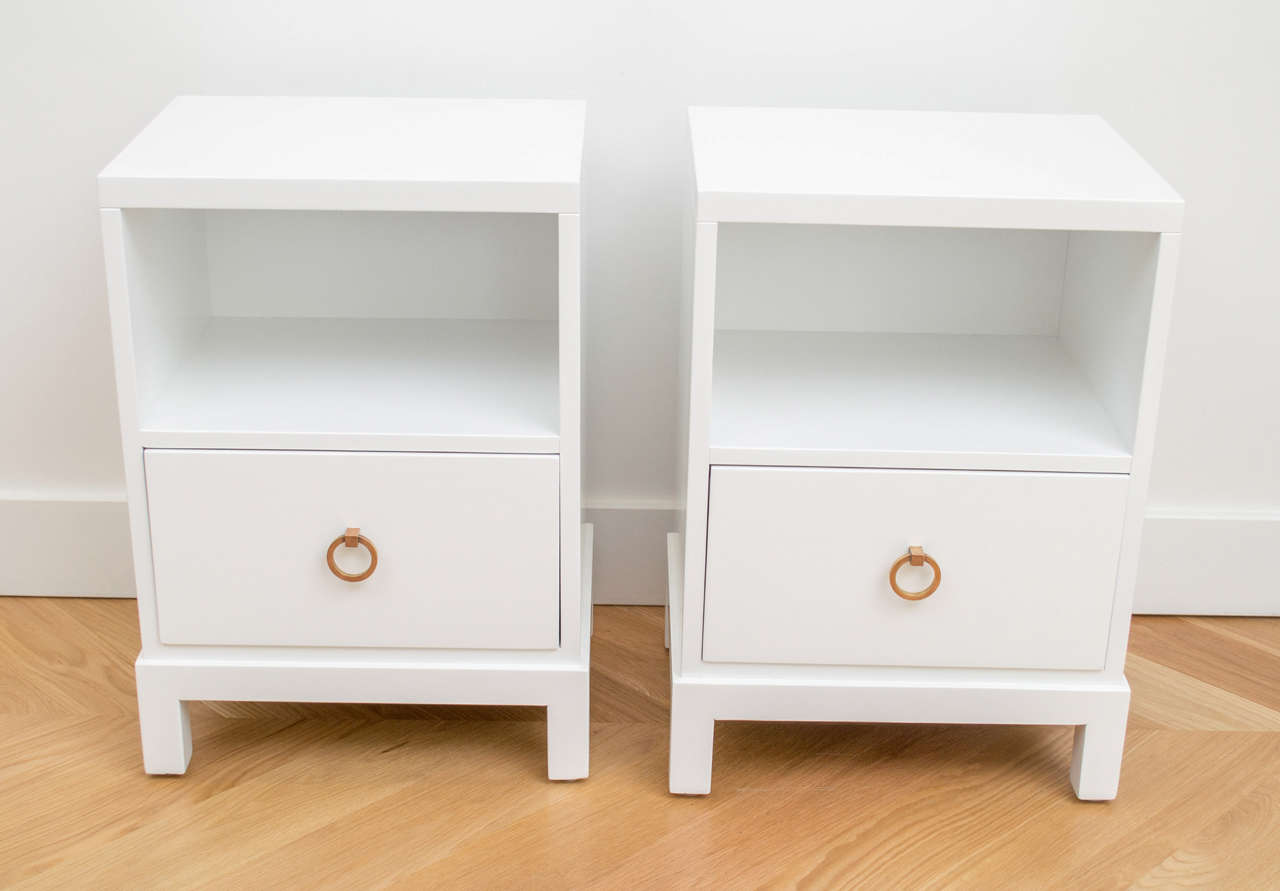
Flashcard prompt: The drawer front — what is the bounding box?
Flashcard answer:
[702,466,1128,671]
[145,449,559,649]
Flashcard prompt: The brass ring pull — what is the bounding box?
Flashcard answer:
[326,527,377,582]
[889,545,940,601]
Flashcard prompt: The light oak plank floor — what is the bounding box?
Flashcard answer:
[2,599,1279,889]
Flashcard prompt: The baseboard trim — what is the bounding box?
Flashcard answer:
[1134,509,1280,615]
[4,496,1276,614]
[0,495,682,603]
[0,495,134,597]
[583,505,679,605]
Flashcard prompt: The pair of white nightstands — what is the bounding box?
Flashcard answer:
[101,98,1181,799]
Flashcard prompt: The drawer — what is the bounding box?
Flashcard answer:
[702,466,1128,671]
[145,449,559,649]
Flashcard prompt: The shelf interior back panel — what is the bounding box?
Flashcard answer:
[709,329,1131,473]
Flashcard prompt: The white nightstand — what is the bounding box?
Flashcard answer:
[100,96,591,780]
[668,107,1183,798]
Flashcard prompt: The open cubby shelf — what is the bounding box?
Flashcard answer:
[119,204,564,452]
[707,220,1162,474]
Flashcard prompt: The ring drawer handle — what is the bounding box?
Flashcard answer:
[326,527,378,582]
[889,546,940,601]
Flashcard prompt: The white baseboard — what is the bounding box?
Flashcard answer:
[3,495,1276,616]
[583,504,679,605]
[0,495,134,597]
[0,495,682,604]
[1134,510,1280,615]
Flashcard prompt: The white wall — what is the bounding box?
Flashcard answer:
[2,0,1276,610]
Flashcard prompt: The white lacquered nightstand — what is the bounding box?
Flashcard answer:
[100,96,591,780]
[668,107,1183,798]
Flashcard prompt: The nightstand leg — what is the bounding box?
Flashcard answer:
[547,680,590,781]
[135,667,192,775]
[669,689,714,795]
[1069,695,1129,800]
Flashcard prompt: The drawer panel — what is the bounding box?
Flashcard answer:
[145,449,559,649]
[702,466,1127,670]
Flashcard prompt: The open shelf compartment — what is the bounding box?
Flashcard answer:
[120,208,561,452]
[710,223,1160,473]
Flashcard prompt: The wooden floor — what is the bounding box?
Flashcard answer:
[2,600,1280,889]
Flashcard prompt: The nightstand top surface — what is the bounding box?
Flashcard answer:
[689,106,1183,231]
[99,96,585,212]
